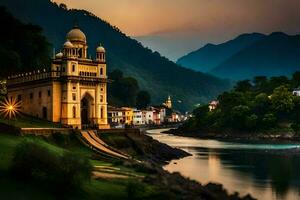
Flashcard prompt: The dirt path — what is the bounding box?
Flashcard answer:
[81,130,128,159]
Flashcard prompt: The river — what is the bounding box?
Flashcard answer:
[147,129,300,200]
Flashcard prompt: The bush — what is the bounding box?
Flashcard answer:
[291,123,300,135]
[10,140,92,191]
[262,113,277,129]
[245,114,258,130]
[126,180,146,200]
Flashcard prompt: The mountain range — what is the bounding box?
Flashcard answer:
[177,32,300,80]
[0,0,230,111]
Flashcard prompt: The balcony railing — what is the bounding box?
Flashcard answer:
[7,69,108,87]
[7,70,60,86]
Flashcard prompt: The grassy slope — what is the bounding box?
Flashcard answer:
[0,132,155,200]
[0,115,61,128]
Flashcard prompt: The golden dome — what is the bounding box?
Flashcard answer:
[55,52,63,58]
[96,45,105,53]
[66,26,86,43]
[63,40,74,48]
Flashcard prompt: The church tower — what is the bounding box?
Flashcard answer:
[165,96,172,109]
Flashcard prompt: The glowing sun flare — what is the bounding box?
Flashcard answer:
[0,98,21,119]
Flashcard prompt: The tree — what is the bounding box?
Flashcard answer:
[118,77,139,106]
[262,113,277,129]
[253,76,268,90]
[234,80,252,92]
[253,93,270,115]
[292,71,300,87]
[269,76,290,91]
[270,86,294,116]
[230,105,250,129]
[245,114,258,130]
[59,3,68,10]
[109,69,123,82]
[192,105,210,128]
[108,70,140,107]
[0,6,50,77]
[218,91,246,113]
[136,90,151,109]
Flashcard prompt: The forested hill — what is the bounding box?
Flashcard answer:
[0,0,230,111]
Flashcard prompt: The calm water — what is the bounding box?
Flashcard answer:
[147,129,300,200]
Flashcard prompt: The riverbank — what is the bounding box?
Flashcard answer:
[165,127,300,143]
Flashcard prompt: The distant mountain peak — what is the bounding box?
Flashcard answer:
[177,32,265,72]
[177,31,300,80]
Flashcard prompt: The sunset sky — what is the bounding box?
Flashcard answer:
[54,0,300,60]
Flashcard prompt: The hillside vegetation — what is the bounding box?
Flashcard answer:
[0,6,50,77]
[180,72,300,136]
[0,0,230,111]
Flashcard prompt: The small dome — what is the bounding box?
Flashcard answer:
[96,45,105,53]
[66,26,86,43]
[63,40,74,48]
[55,52,63,58]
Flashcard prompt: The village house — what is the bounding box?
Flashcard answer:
[209,100,219,111]
[107,106,124,128]
[142,110,154,125]
[293,88,300,96]
[133,109,144,126]
[121,107,133,125]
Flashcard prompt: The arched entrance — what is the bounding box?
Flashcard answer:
[81,93,94,128]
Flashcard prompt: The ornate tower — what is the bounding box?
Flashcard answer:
[95,44,108,128]
[165,96,172,109]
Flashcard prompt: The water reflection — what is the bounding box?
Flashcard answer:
[147,129,300,200]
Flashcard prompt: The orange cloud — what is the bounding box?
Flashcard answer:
[54,0,300,37]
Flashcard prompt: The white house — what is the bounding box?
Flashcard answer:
[142,110,154,124]
[293,88,300,96]
[107,106,124,128]
[133,109,144,126]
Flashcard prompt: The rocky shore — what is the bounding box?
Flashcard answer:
[100,130,256,200]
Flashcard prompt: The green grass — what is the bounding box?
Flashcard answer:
[0,114,61,128]
[0,132,158,199]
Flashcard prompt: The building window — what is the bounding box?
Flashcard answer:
[30,93,33,100]
[73,106,76,118]
[39,91,42,98]
[72,64,76,72]
[100,95,103,102]
[101,107,104,119]
[100,68,103,75]
[48,90,51,97]
[72,93,76,101]
[42,107,47,119]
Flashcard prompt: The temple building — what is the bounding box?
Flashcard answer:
[7,26,109,129]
